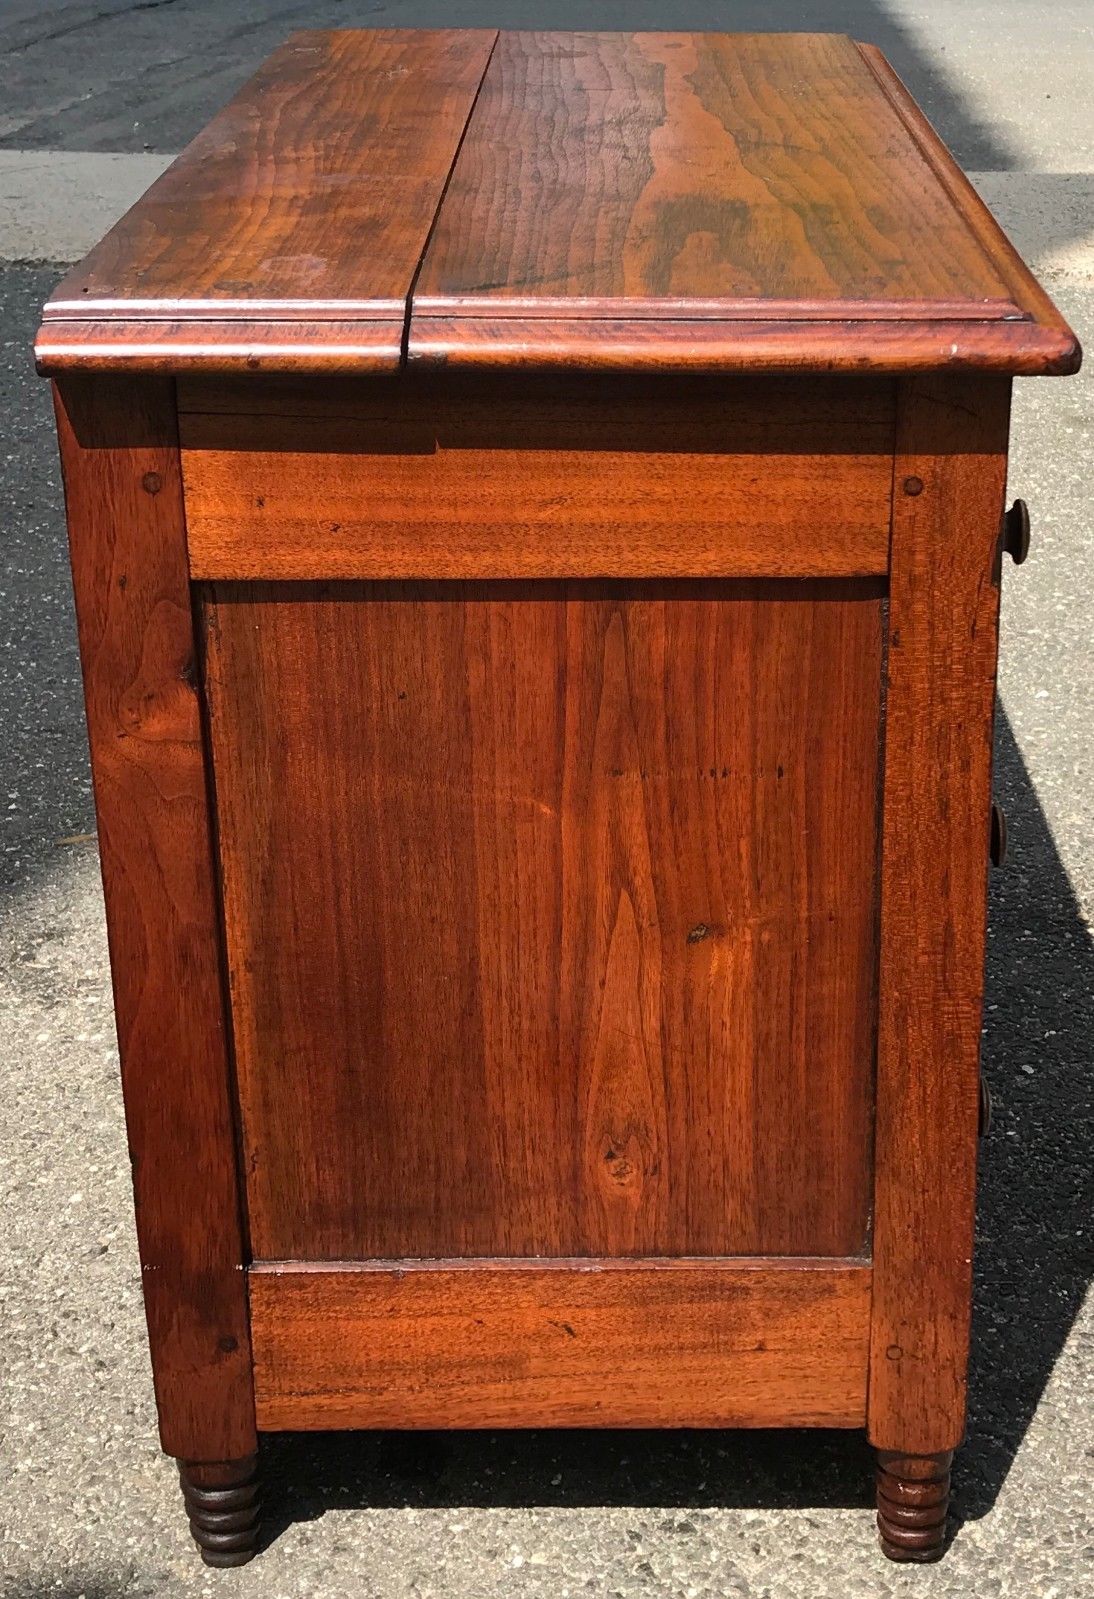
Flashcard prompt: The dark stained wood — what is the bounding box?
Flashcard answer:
[249,1259,871,1429]
[179,377,895,580]
[409,32,1079,376]
[36,31,1078,379]
[406,313,1075,377]
[868,375,1011,1456]
[176,368,895,429]
[178,1456,260,1568]
[52,376,255,1461]
[200,579,883,1262]
[875,1450,953,1562]
[35,319,405,376]
[37,30,498,375]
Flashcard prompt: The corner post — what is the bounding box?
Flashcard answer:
[53,376,256,1482]
[868,373,1011,1553]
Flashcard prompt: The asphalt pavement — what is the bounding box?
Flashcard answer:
[1,4,1091,1596]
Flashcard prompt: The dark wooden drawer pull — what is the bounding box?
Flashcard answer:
[1002,499,1031,565]
[990,801,1008,867]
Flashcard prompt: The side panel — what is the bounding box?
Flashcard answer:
[54,376,254,1460]
[868,374,1011,1453]
[202,578,884,1262]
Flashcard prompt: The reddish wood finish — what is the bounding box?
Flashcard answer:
[856,46,1076,355]
[418,33,1010,309]
[39,307,1074,380]
[178,377,894,580]
[868,375,1011,1455]
[201,579,883,1262]
[875,1450,953,1562]
[249,1260,871,1430]
[39,29,1082,1567]
[35,31,1078,377]
[406,313,1072,377]
[35,319,406,376]
[52,376,255,1462]
[38,30,498,373]
[410,31,1078,375]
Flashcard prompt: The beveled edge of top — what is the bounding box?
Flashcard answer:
[849,43,1079,376]
[35,33,1081,381]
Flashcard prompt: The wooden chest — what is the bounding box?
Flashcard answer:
[37,29,1079,1566]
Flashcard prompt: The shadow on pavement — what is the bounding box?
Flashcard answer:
[0,0,1016,172]
[963,712,1094,1515]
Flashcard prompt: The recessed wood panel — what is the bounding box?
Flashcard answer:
[201,580,883,1261]
[249,1259,871,1430]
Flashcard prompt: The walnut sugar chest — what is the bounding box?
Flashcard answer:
[36,29,1080,1567]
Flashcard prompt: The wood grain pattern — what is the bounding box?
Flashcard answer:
[407,314,1077,378]
[856,46,1078,357]
[201,579,883,1262]
[409,31,1079,376]
[37,28,1083,1545]
[35,319,406,376]
[36,31,1078,378]
[868,374,1011,1455]
[38,30,497,373]
[52,376,254,1461]
[249,1259,871,1429]
[40,310,1073,381]
[179,376,894,580]
[417,32,1011,308]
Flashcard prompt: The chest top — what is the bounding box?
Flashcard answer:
[36,29,1078,378]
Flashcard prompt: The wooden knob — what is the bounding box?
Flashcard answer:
[1002,499,1030,565]
[990,801,1007,867]
[978,1075,992,1138]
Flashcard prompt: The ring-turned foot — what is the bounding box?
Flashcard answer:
[876,1450,952,1562]
[178,1454,260,1567]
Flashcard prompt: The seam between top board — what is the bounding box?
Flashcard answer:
[401,28,501,369]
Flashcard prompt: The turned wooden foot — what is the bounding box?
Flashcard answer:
[876,1449,952,1562]
[178,1454,260,1567]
